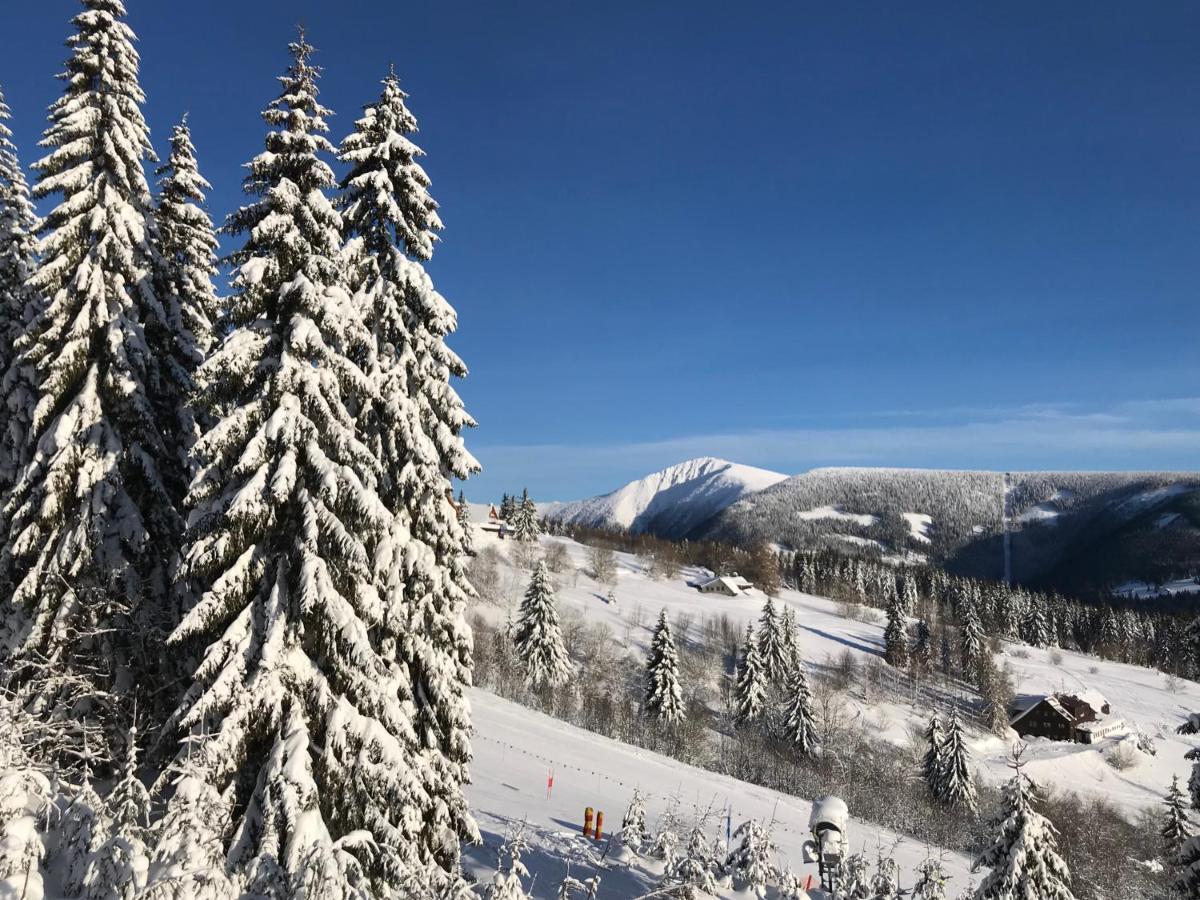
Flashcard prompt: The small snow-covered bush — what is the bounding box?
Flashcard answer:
[1105,741,1139,771]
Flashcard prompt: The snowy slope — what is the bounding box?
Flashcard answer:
[465,689,976,897]
[544,457,787,537]
[469,529,1200,827]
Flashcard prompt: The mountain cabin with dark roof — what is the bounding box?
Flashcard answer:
[1010,691,1116,744]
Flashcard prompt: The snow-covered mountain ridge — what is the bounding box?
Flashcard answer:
[543,457,786,536]
[544,461,1200,599]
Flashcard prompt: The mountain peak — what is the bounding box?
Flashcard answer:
[545,457,788,536]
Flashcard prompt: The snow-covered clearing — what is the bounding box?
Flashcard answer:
[471,529,1200,826]
[1112,578,1200,599]
[465,689,975,897]
[797,506,879,527]
[1017,502,1060,524]
[901,513,932,543]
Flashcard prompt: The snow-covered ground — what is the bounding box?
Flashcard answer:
[1112,577,1200,599]
[901,513,933,543]
[470,529,1200,825]
[465,689,976,897]
[797,506,879,527]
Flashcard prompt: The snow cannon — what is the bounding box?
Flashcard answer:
[803,796,848,892]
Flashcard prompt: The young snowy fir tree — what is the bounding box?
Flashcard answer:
[974,745,1074,900]
[0,0,183,724]
[724,819,775,900]
[756,597,787,683]
[0,85,40,489]
[912,855,948,900]
[870,850,900,900]
[936,712,977,813]
[666,823,724,897]
[883,594,909,668]
[643,609,685,725]
[150,115,219,461]
[619,790,648,852]
[0,701,51,900]
[166,35,447,894]
[457,491,474,555]
[339,66,480,881]
[144,760,238,899]
[1163,775,1194,862]
[83,728,152,898]
[733,624,767,727]
[486,824,531,900]
[921,713,946,798]
[514,561,572,688]
[778,658,816,754]
[509,488,541,542]
[960,601,985,675]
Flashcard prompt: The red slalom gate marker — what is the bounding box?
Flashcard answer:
[594,810,604,842]
[583,807,594,839]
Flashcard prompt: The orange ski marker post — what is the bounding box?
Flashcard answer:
[583,807,594,839]
[594,810,604,842]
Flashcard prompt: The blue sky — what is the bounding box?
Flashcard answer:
[3,2,1198,500]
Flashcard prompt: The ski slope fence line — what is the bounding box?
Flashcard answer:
[473,732,837,847]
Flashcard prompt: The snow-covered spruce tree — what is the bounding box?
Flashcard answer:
[757,597,787,683]
[911,619,933,675]
[510,488,541,543]
[0,85,40,489]
[457,491,474,555]
[883,595,908,669]
[778,658,815,754]
[960,600,985,676]
[167,35,439,894]
[644,609,685,725]
[733,624,767,728]
[921,713,945,800]
[83,728,152,898]
[514,561,572,688]
[150,115,219,463]
[724,819,775,900]
[1164,775,1194,862]
[973,745,1074,900]
[338,67,481,883]
[144,760,238,899]
[619,790,648,852]
[0,0,183,733]
[936,712,977,813]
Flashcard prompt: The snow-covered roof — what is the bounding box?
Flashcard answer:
[698,575,753,594]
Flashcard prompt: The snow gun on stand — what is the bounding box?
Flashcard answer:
[803,796,848,893]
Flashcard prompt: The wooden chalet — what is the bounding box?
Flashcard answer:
[1010,691,1114,744]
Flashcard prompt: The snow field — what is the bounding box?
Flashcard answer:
[470,530,1200,823]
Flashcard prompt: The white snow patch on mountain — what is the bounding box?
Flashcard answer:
[544,457,786,536]
[901,512,932,543]
[797,505,879,526]
[1017,502,1060,524]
